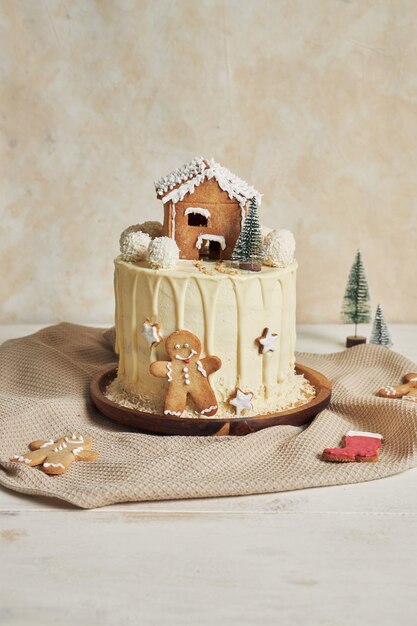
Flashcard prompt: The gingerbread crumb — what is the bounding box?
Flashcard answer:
[215,262,241,275]
[194,261,215,275]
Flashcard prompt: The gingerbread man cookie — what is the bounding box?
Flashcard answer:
[11,434,99,475]
[149,330,221,417]
[377,373,417,399]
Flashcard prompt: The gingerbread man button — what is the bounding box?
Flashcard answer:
[149,330,222,417]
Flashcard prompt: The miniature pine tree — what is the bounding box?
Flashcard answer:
[232,197,264,271]
[341,249,371,338]
[370,304,393,348]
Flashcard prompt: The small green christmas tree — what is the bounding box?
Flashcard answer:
[341,249,371,345]
[232,197,264,271]
[370,304,393,348]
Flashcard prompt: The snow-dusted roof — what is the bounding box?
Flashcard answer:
[154,157,261,206]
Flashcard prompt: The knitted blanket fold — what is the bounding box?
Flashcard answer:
[0,323,416,509]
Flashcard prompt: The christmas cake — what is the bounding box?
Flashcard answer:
[107,157,315,419]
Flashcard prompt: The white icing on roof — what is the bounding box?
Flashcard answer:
[155,157,261,207]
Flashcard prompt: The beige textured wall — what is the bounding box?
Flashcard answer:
[1,0,416,324]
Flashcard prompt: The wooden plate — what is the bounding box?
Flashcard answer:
[90,364,331,436]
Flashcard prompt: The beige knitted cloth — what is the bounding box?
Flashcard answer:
[0,323,416,509]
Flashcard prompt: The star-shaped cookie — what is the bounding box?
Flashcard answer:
[142,319,162,346]
[229,388,254,417]
[256,327,278,354]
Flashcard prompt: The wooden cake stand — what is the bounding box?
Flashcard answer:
[90,364,331,436]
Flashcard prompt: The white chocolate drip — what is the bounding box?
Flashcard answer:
[114,259,297,415]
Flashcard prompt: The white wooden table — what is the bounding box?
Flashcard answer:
[1,324,417,626]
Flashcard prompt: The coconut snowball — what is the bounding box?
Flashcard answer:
[148,237,179,269]
[263,229,296,267]
[120,231,151,263]
[119,221,163,248]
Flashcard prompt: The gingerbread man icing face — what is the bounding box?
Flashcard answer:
[165,331,201,365]
[150,330,221,417]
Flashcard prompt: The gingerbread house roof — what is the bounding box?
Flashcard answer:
[154,157,261,207]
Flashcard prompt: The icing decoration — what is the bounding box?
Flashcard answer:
[196,360,207,377]
[39,439,54,448]
[196,234,226,251]
[142,319,162,347]
[167,363,173,382]
[229,388,254,417]
[10,435,99,475]
[171,203,176,240]
[175,348,197,362]
[65,434,84,444]
[184,207,211,220]
[256,328,278,354]
[263,229,296,267]
[150,330,221,417]
[148,237,179,269]
[200,405,218,415]
[154,157,261,208]
[120,231,151,263]
[43,463,65,469]
[322,431,383,463]
[377,375,417,399]
[12,455,31,464]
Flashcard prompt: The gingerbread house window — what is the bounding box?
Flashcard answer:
[184,207,210,228]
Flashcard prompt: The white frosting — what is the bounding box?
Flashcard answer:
[43,462,65,469]
[346,431,383,439]
[13,455,31,464]
[195,234,226,251]
[184,207,211,220]
[175,349,197,361]
[72,447,84,456]
[171,203,176,240]
[196,360,207,377]
[164,410,182,416]
[39,439,54,448]
[200,405,218,415]
[155,157,261,207]
[148,237,180,269]
[167,363,173,382]
[65,435,84,445]
[113,258,300,417]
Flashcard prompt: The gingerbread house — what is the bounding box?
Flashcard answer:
[154,157,261,261]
